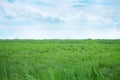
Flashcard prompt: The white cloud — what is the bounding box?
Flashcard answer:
[0,0,120,39]
[0,0,64,25]
[0,26,120,39]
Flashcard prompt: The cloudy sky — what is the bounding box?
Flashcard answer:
[0,0,120,39]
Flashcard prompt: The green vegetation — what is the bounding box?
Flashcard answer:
[0,39,120,80]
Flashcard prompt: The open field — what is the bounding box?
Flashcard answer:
[0,39,120,80]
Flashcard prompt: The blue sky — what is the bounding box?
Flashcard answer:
[0,0,120,39]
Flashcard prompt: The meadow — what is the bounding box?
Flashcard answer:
[0,39,120,80]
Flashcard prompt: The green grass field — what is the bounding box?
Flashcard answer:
[0,39,120,80]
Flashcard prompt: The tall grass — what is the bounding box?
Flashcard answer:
[0,39,120,80]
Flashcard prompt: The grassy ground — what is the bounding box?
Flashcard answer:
[0,39,120,80]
